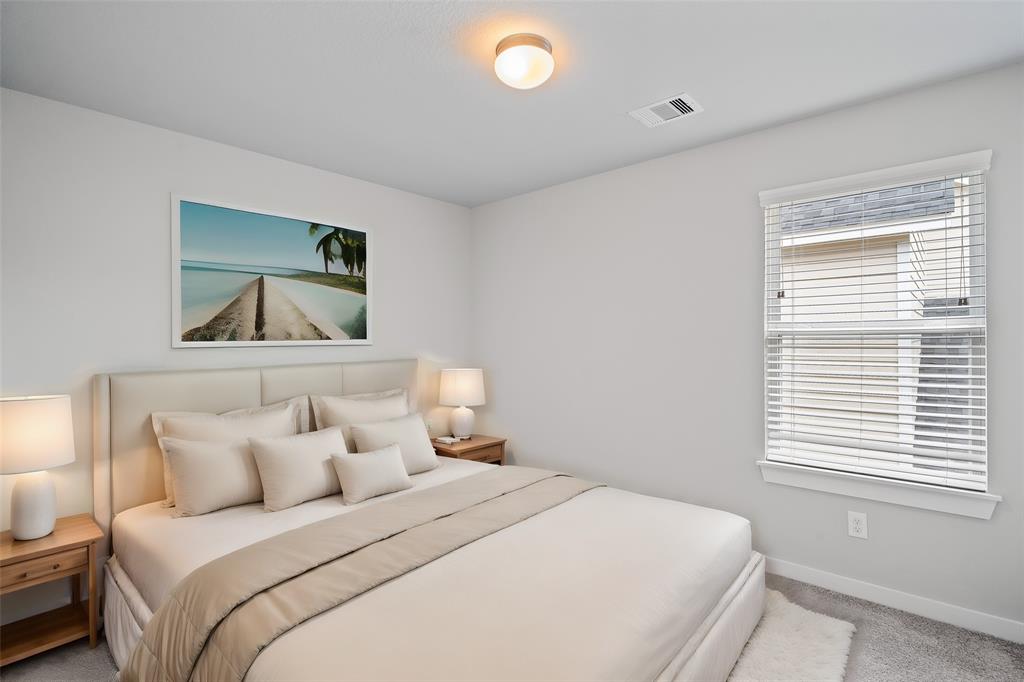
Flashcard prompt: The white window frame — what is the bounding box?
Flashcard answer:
[757,150,1001,520]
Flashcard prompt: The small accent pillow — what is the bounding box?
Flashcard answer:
[311,389,409,452]
[249,428,348,512]
[350,413,438,475]
[152,400,303,507]
[159,438,263,517]
[331,445,413,505]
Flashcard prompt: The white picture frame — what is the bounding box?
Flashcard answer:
[171,194,373,347]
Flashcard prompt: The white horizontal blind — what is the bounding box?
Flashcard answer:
[764,161,988,491]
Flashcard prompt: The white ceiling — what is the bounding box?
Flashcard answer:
[3,1,1022,206]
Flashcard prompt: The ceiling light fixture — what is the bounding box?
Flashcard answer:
[494,33,554,90]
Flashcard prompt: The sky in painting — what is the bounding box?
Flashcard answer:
[180,200,360,272]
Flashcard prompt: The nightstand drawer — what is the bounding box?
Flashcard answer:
[461,444,504,463]
[1,547,88,591]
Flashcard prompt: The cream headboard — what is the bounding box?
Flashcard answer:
[92,359,431,558]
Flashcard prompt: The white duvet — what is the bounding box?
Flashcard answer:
[112,458,752,681]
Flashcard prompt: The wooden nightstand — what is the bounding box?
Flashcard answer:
[0,514,103,666]
[433,435,507,465]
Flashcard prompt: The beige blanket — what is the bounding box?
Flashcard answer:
[122,466,600,682]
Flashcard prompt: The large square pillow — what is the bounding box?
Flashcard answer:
[350,413,438,475]
[311,389,408,451]
[159,438,263,517]
[249,427,348,511]
[152,399,302,506]
[331,445,413,505]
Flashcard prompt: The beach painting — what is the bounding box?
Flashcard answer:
[171,197,371,346]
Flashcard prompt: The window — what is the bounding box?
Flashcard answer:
[762,153,990,497]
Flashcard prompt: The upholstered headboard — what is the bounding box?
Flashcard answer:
[92,359,434,558]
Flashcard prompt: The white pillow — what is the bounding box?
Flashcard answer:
[350,413,438,475]
[311,389,408,452]
[152,400,302,506]
[249,428,348,512]
[331,445,413,505]
[159,438,263,517]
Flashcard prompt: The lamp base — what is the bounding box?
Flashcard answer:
[450,406,475,439]
[11,471,57,540]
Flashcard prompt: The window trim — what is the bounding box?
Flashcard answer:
[758,150,992,207]
[757,460,1001,519]
[760,150,996,516]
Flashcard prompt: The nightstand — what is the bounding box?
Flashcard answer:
[433,435,507,465]
[0,514,103,666]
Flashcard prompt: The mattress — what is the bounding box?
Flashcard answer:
[112,460,753,681]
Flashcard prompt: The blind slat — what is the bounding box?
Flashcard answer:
[766,410,986,430]
[765,246,987,268]
[767,389,986,404]
[767,420,987,444]
[766,448,987,475]
[767,430,986,457]
[765,228,987,248]
[766,403,986,420]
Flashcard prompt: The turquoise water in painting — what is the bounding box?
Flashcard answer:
[266,276,365,331]
[182,260,307,276]
[180,261,366,333]
[180,265,258,330]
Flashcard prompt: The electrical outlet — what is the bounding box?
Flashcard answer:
[847,511,868,539]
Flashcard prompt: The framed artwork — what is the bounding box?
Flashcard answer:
[171,196,371,347]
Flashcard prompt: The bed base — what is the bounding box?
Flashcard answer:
[104,556,151,670]
[105,552,764,680]
[660,552,765,681]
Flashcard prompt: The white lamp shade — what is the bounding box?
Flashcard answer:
[0,395,76,474]
[439,369,486,407]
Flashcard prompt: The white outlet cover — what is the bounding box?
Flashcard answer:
[847,511,868,539]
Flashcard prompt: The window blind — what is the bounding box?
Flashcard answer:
[763,157,988,492]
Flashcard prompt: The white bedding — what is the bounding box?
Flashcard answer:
[112,459,753,681]
[112,457,495,610]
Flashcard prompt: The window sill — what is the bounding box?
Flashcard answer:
[757,460,1001,519]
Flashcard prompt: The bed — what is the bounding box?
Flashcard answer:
[93,359,764,681]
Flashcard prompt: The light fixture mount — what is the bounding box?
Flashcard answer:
[496,33,551,56]
[494,33,554,90]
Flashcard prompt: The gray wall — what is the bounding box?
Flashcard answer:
[470,64,1024,622]
[1,89,474,619]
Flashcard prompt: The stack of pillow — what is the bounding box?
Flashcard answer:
[152,390,440,517]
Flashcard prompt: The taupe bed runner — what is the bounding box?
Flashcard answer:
[123,466,600,682]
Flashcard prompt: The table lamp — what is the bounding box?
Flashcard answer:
[439,369,486,439]
[0,395,76,540]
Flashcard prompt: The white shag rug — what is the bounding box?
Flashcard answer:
[729,589,855,682]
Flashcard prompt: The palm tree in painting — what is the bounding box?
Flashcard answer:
[309,223,341,274]
[335,229,367,277]
[309,224,367,277]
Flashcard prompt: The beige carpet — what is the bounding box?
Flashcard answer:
[730,589,855,681]
[769,574,1024,681]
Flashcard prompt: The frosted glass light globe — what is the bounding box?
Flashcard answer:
[494,34,554,90]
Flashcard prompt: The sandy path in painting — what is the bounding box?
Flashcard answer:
[264,277,350,341]
[182,278,259,342]
[259,279,332,340]
[183,276,349,342]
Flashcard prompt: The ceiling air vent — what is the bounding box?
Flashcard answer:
[629,93,704,128]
